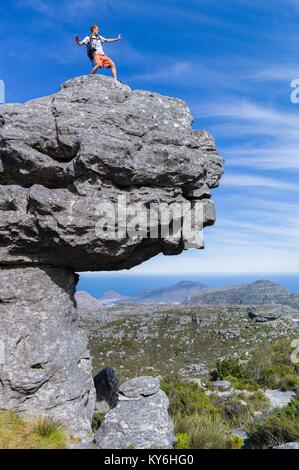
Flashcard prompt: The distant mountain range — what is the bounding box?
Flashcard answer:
[183,280,291,306]
[75,279,299,313]
[131,281,208,304]
[75,290,128,310]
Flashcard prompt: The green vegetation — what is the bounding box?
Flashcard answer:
[161,379,220,416]
[229,434,244,449]
[0,411,68,449]
[247,395,299,448]
[162,379,247,449]
[176,433,190,449]
[87,304,298,450]
[161,339,299,449]
[174,412,231,449]
[87,305,297,384]
[92,412,106,433]
[211,340,299,392]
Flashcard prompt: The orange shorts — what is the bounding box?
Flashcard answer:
[94,54,113,69]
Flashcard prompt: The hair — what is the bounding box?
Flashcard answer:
[90,24,99,33]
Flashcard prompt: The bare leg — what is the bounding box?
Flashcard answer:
[91,64,101,75]
[111,62,117,80]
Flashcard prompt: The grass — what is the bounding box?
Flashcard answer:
[0,411,68,449]
[174,412,231,449]
[162,379,247,449]
[161,379,220,416]
[161,339,299,449]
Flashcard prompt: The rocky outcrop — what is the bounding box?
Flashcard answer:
[0,75,223,271]
[274,442,299,449]
[0,75,223,436]
[0,267,95,437]
[95,377,176,449]
[264,390,296,410]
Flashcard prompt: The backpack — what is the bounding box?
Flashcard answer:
[86,35,100,62]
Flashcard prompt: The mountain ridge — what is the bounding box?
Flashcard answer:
[77,279,299,313]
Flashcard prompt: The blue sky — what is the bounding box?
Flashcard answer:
[1,0,299,274]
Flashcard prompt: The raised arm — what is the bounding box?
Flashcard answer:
[103,34,122,43]
[75,36,89,46]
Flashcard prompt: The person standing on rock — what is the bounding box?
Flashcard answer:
[76,24,122,80]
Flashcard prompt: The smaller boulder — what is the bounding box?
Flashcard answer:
[274,442,299,449]
[212,380,232,391]
[95,376,175,449]
[248,311,282,323]
[119,376,160,399]
[264,390,295,410]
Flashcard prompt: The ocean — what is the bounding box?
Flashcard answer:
[77,273,299,299]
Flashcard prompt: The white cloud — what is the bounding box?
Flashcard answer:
[222,173,299,191]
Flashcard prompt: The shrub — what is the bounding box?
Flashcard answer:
[174,412,230,449]
[175,433,190,449]
[248,398,299,448]
[161,380,219,416]
[226,376,258,392]
[243,390,270,412]
[211,357,246,381]
[211,340,299,391]
[245,340,298,389]
[280,374,299,392]
[229,434,244,449]
[220,398,248,425]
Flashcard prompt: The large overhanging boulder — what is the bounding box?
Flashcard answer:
[0,76,223,440]
[0,75,223,271]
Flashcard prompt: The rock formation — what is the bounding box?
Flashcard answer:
[0,75,223,436]
[95,377,176,449]
[0,267,95,437]
[274,442,299,449]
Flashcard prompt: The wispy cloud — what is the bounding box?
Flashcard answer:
[222,173,299,191]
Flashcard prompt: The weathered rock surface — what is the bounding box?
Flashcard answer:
[0,76,223,438]
[212,380,232,391]
[0,267,95,437]
[0,75,223,272]
[274,442,299,449]
[264,390,296,410]
[95,377,175,449]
